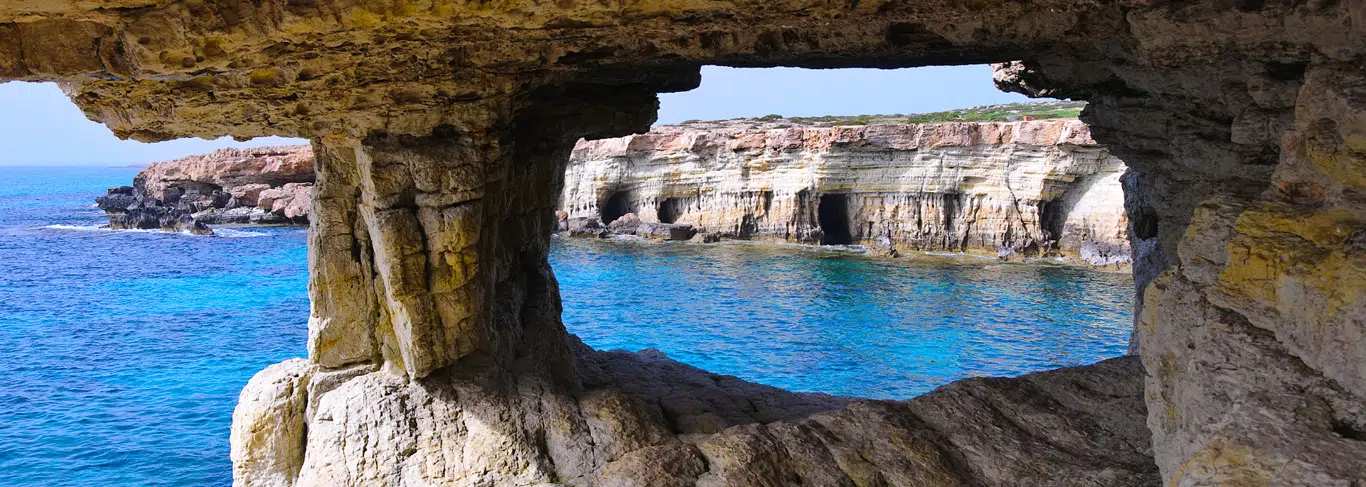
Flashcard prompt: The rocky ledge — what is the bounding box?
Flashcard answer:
[560,117,1131,267]
[96,146,314,235]
[233,336,1156,487]
[14,1,1366,484]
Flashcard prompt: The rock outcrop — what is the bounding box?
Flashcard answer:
[96,146,314,234]
[561,118,1130,265]
[233,336,1156,487]
[10,1,1366,486]
[95,184,214,235]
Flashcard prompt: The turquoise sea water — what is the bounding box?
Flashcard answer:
[0,167,1134,487]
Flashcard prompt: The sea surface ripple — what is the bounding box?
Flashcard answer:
[0,167,1133,487]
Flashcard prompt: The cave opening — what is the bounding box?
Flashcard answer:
[13,4,1365,481]
[657,197,682,224]
[1133,205,1160,240]
[818,193,854,245]
[601,190,633,224]
[1039,200,1066,242]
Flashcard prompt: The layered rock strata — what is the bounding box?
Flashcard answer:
[9,1,1366,485]
[233,337,1156,487]
[96,146,314,234]
[561,118,1130,265]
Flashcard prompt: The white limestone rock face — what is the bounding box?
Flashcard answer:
[560,119,1130,265]
[231,359,316,487]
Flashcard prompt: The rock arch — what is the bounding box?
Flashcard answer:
[6,2,1365,485]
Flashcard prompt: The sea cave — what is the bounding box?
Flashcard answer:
[2,1,1364,486]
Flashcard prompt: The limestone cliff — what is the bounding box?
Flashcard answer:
[96,146,314,234]
[9,1,1366,486]
[560,118,1130,265]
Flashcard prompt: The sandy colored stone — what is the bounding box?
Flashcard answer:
[258,182,312,219]
[563,118,1129,263]
[230,184,273,207]
[7,1,1366,485]
[232,341,1154,487]
[137,146,314,200]
[230,359,314,487]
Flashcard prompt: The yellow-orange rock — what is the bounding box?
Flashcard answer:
[5,1,1366,486]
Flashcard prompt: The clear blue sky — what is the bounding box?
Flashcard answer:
[1,64,1039,166]
[658,64,1035,123]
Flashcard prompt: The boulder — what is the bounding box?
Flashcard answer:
[666,224,696,241]
[108,204,214,236]
[230,184,273,206]
[564,217,606,238]
[95,186,138,213]
[267,183,312,221]
[690,232,721,244]
[605,212,641,235]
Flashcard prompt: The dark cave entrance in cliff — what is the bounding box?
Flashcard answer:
[601,190,633,225]
[818,194,854,245]
[557,64,1143,403]
[657,197,683,224]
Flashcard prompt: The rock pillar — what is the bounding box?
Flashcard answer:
[304,128,566,380]
[302,84,671,381]
[224,75,1165,487]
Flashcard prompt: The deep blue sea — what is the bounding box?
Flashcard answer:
[0,166,1135,487]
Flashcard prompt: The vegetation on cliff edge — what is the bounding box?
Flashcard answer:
[673,101,1086,129]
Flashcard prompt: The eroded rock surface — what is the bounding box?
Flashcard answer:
[9,1,1366,485]
[562,118,1129,265]
[96,146,314,232]
[96,184,215,235]
[232,338,1155,487]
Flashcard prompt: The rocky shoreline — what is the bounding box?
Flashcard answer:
[560,117,1131,268]
[95,146,313,236]
[20,3,1366,484]
[95,119,1132,269]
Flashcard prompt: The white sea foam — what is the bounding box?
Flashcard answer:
[40,224,176,235]
[605,234,647,241]
[920,251,996,261]
[749,240,868,254]
[40,224,111,231]
[40,223,274,238]
[215,228,269,238]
